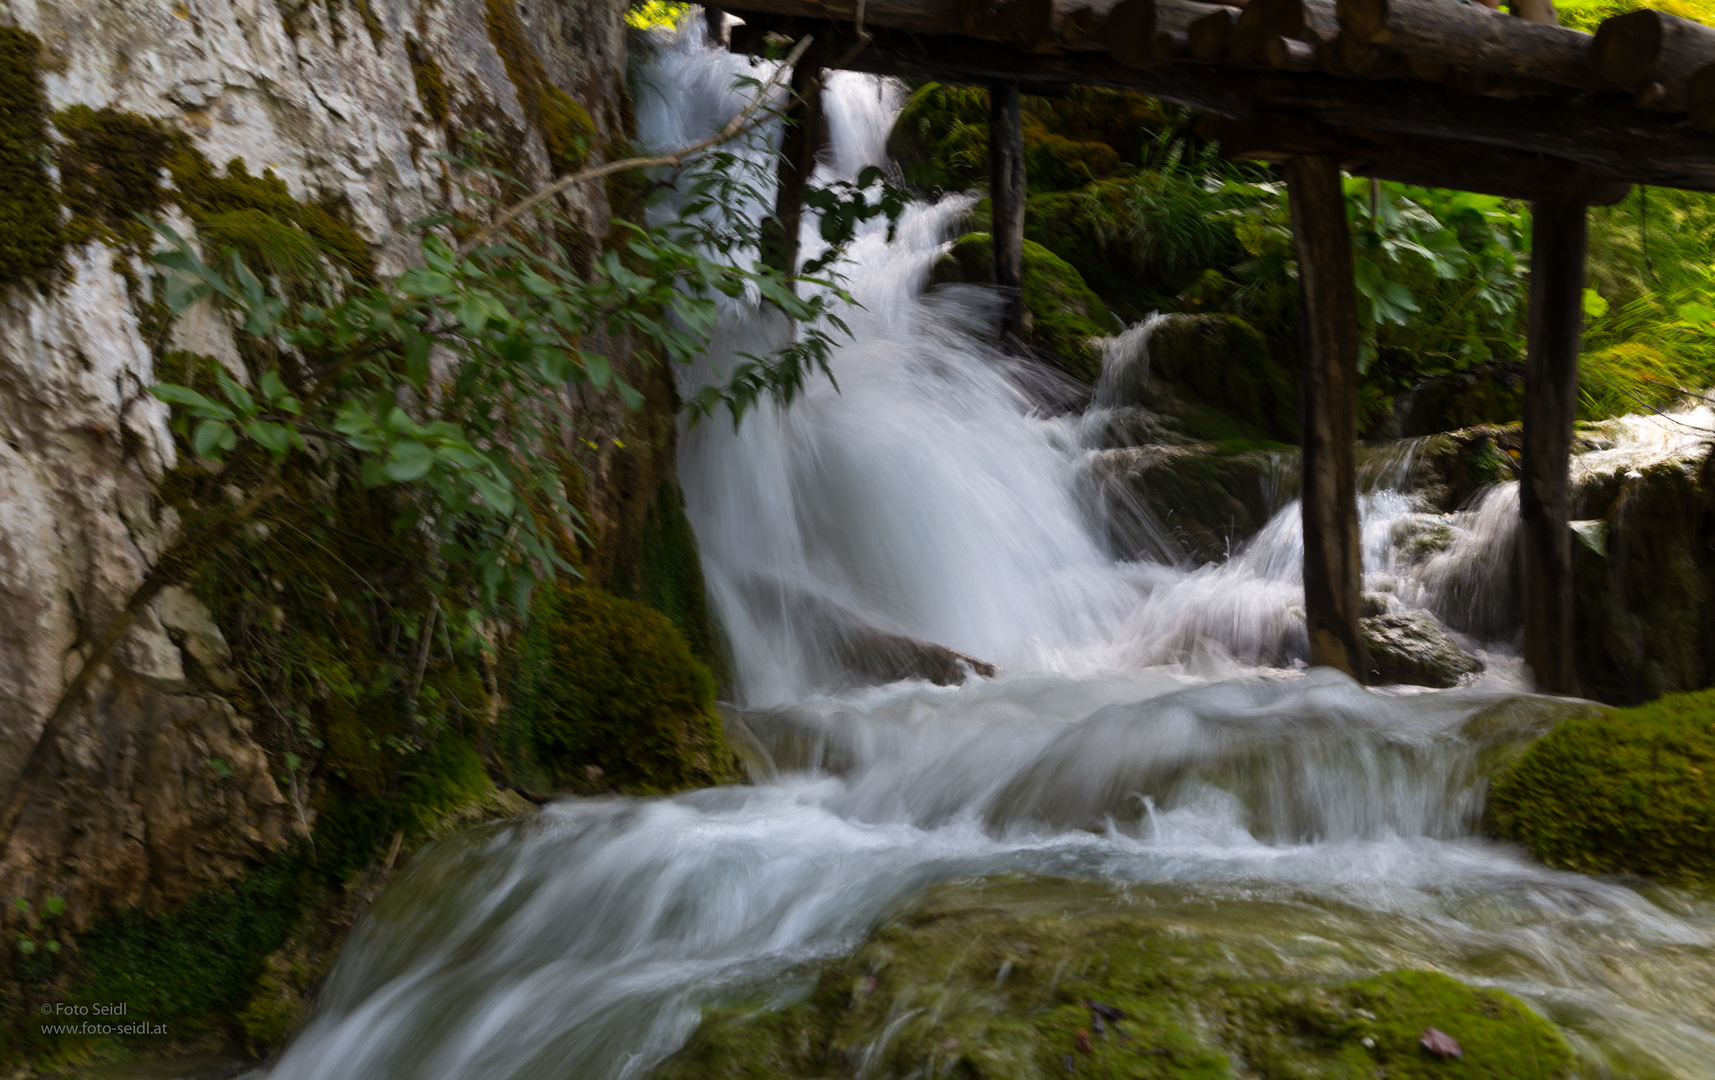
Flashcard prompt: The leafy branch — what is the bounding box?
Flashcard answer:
[0,40,905,853]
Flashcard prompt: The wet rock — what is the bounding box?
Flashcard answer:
[1080,442,1297,564]
[1143,313,1298,444]
[1362,610,1483,688]
[831,623,997,687]
[932,233,1118,383]
[654,877,1575,1080]
[1420,1026,1463,1058]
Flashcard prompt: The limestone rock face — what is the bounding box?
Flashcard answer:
[0,0,630,915]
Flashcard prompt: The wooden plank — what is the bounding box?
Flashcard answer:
[990,82,1028,337]
[1335,0,1600,88]
[1520,195,1586,696]
[1284,153,1368,681]
[1189,6,1241,57]
[763,59,824,283]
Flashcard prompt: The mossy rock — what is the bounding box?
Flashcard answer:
[1145,313,1297,444]
[934,232,1117,383]
[654,877,1573,1080]
[506,583,741,795]
[1487,687,1715,886]
[887,82,991,192]
[1082,442,1297,564]
[1021,87,1167,165]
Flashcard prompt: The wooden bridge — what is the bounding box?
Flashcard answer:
[706,0,1715,694]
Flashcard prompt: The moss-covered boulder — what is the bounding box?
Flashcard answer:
[1144,313,1298,444]
[1487,688,1715,886]
[1362,610,1483,688]
[887,82,992,192]
[933,232,1118,383]
[654,878,1574,1080]
[506,583,742,795]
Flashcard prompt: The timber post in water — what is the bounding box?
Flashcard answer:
[766,57,823,286]
[1285,153,1368,681]
[988,81,1027,340]
[1521,196,1586,696]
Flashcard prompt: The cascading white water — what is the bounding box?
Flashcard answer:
[255,21,1715,1080]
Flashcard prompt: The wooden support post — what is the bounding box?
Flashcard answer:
[989,82,1027,339]
[1284,154,1368,681]
[764,59,823,284]
[1521,196,1585,695]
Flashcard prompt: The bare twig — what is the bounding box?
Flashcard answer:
[459,34,815,256]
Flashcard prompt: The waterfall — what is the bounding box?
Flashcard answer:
[255,22,1715,1080]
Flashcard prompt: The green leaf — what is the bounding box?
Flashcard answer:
[258,370,290,404]
[1677,301,1715,324]
[151,383,234,420]
[42,897,64,917]
[1583,287,1611,320]
[193,420,237,460]
[384,440,436,482]
[244,420,294,459]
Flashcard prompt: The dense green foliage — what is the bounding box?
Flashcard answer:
[60,853,307,1031]
[1487,688,1715,885]
[896,72,1715,433]
[657,879,1573,1080]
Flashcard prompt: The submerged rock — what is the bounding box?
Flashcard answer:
[653,877,1574,1080]
[1362,610,1484,688]
[1080,442,1297,564]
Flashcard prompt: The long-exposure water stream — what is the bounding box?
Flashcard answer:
[258,24,1715,1080]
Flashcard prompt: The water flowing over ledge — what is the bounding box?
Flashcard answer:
[258,23,1715,1080]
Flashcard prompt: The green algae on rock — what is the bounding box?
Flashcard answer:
[1487,687,1715,886]
[654,878,1574,1080]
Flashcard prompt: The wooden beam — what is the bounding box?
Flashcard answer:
[989,82,1028,338]
[1218,116,1631,204]
[1520,195,1585,696]
[763,59,824,282]
[1106,0,1227,65]
[728,16,1715,190]
[1284,154,1368,681]
[1591,8,1715,107]
[1231,0,1336,63]
[1335,0,1600,89]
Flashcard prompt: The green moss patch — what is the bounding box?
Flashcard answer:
[1148,313,1298,443]
[53,105,178,252]
[169,152,376,284]
[406,36,451,126]
[484,0,595,175]
[0,27,63,290]
[1487,687,1715,886]
[506,583,741,795]
[655,878,1573,1080]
